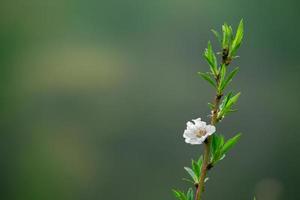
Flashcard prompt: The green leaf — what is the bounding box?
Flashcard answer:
[220,67,239,91]
[203,41,218,75]
[219,154,225,160]
[184,167,198,183]
[221,133,242,154]
[230,19,244,57]
[211,29,221,43]
[172,189,187,200]
[218,92,240,119]
[192,160,200,178]
[220,64,226,80]
[222,23,233,49]
[208,41,218,70]
[198,72,216,88]
[228,108,238,113]
[208,102,215,109]
[210,134,225,163]
[228,26,234,41]
[222,24,228,48]
[219,92,233,111]
[227,92,241,106]
[186,188,194,200]
[218,64,227,93]
[182,178,194,184]
[197,156,203,169]
[211,134,219,156]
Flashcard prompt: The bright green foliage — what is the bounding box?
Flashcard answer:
[222,23,234,49]
[172,189,187,200]
[221,133,242,155]
[210,133,242,165]
[212,19,243,61]
[184,157,203,184]
[217,64,226,93]
[173,20,244,199]
[203,41,218,76]
[200,19,243,94]
[208,102,215,109]
[172,188,194,200]
[184,167,198,183]
[219,67,239,91]
[218,92,241,120]
[210,134,225,164]
[198,72,216,88]
[230,19,244,57]
[211,29,221,43]
[192,157,202,177]
[186,188,194,200]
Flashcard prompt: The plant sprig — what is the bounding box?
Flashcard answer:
[173,19,244,200]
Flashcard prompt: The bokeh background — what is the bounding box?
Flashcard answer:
[0,0,299,200]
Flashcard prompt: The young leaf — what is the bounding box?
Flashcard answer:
[226,92,241,107]
[211,29,221,43]
[230,19,244,57]
[208,102,215,109]
[222,23,233,49]
[184,167,198,183]
[218,92,240,119]
[186,188,194,200]
[219,92,233,111]
[198,72,216,88]
[222,24,228,48]
[218,64,227,93]
[203,41,218,75]
[220,67,239,91]
[211,134,219,156]
[192,159,200,178]
[221,133,242,154]
[182,178,194,184]
[228,26,234,41]
[228,108,238,113]
[172,189,187,200]
[197,156,203,169]
[219,154,226,160]
[210,134,225,163]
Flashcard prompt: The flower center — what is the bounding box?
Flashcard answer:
[196,129,207,137]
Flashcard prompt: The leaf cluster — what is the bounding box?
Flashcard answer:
[172,157,202,200]
[210,133,241,165]
[183,156,203,184]
[212,19,244,57]
[172,188,194,200]
[199,19,244,100]
[172,131,241,200]
[218,92,241,120]
[198,64,239,94]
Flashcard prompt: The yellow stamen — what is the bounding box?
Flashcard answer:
[196,129,207,137]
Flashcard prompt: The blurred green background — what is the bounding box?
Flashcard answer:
[0,0,299,200]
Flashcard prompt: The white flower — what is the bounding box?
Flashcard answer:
[183,118,216,145]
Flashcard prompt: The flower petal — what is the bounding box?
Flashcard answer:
[183,130,196,139]
[186,137,202,145]
[205,125,216,135]
[192,118,202,123]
